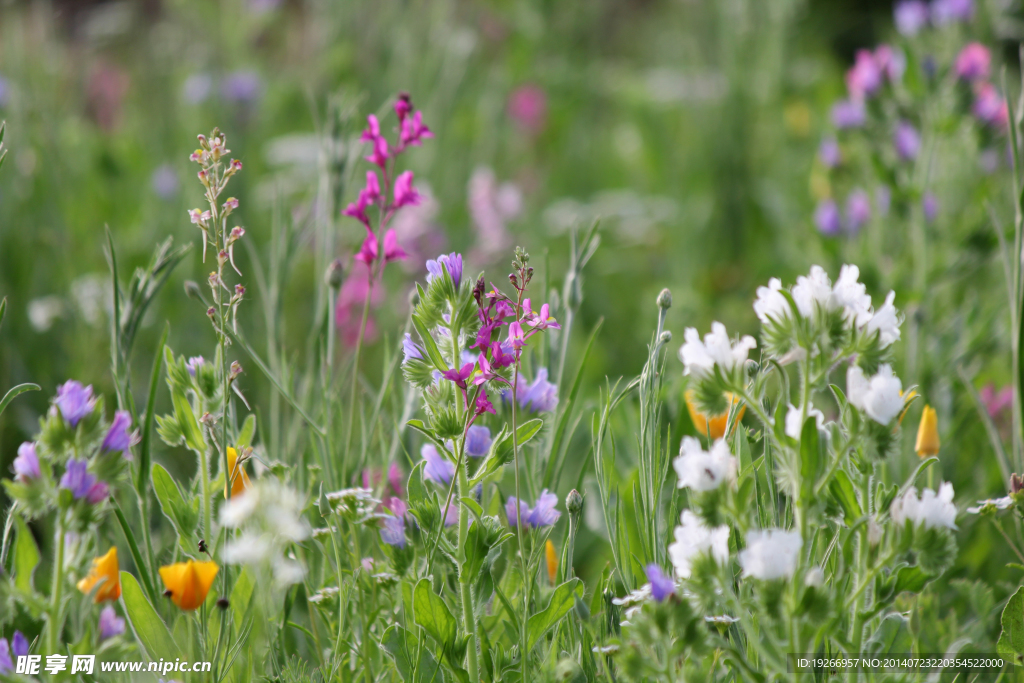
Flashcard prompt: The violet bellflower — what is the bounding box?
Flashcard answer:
[818,138,841,168]
[13,442,41,481]
[465,425,493,457]
[421,444,455,486]
[60,459,108,502]
[893,121,920,161]
[380,513,406,548]
[505,489,561,529]
[831,100,866,129]
[426,252,464,289]
[516,367,559,413]
[931,0,973,25]
[11,632,27,659]
[646,564,675,602]
[55,380,95,426]
[0,639,11,675]
[102,410,132,453]
[894,0,929,36]
[402,333,424,362]
[98,605,126,641]
[845,190,872,233]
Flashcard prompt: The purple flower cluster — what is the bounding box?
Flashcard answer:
[426,253,464,289]
[380,513,406,548]
[55,380,95,427]
[60,459,108,504]
[513,368,559,413]
[505,490,561,529]
[12,442,40,482]
[102,410,133,454]
[99,606,126,641]
[421,444,455,486]
[895,0,972,34]
[645,564,675,602]
[0,631,28,674]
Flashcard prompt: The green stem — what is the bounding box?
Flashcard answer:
[511,289,530,681]
[47,515,66,654]
[201,443,213,550]
[850,470,872,654]
[457,460,480,680]
[351,527,373,683]
[343,274,374,479]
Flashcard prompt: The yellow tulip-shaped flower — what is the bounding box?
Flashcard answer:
[685,390,745,440]
[224,447,251,498]
[545,539,558,584]
[159,560,219,611]
[915,405,940,458]
[77,547,121,603]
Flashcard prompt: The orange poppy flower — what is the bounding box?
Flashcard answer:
[159,560,219,611]
[224,447,251,499]
[77,547,121,603]
[545,539,558,584]
[685,390,745,439]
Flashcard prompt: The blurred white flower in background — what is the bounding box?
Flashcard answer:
[739,529,802,580]
[891,483,958,529]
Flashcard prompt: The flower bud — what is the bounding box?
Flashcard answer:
[566,489,584,515]
[326,258,344,289]
[656,288,672,309]
[915,405,940,458]
[1012,473,1024,495]
[229,361,243,380]
[206,307,216,318]
[658,330,672,345]
[509,273,519,288]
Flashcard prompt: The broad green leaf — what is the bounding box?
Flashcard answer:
[237,414,257,450]
[381,624,440,683]
[828,470,862,526]
[526,578,581,651]
[171,391,205,453]
[231,567,256,631]
[151,464,197,540]
[411,314,448,372]
[13,515,39,594]
[120,571,179,661]
[865,613,912,656]
[413,579,458,650]
[998,586,1024,660]
[799,416,820,503]
[892,565,931,595]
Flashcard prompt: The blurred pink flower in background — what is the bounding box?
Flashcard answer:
[507,85,547,133]
[87,62,129,132]
[335,263,383,347]
[468,167,522,263]
[391,187,447,274]
[980,383,1013,418]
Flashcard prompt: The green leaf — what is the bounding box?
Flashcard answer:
[892,565,931,595]
[231,567,256,630]
[0,383,40,418]
[828,470,862,526]
[151,464,197,540]
[998,586,1024,660]
[411,313,449,372]
[526,578,581,652]
[380,624,440,683]
[138,324,168,497]
[799,415,820,503]
[0,297,6,331]
[112,499,158,604]
[237,414,257,449]
[413,578,458,650]
[120,571,179,661]
[171,390,205,453]
[13,515,39,595]
[865,613,912,656]
[470,419,544,486]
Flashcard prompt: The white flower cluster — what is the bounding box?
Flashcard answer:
[784,402,826,439]
[221,479,311,587]
[673,437,737,491]
[668,511,730,578]
[847,364,904,424]
[891,483,958,530]
[738,529,802,580]
[679,322,757,379]
[754,265,901,347]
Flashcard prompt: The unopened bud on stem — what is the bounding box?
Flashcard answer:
[656,288,672,309]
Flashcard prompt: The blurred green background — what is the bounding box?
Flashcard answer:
[2,0,1023,634]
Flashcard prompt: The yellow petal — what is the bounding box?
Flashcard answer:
[159,560,219,611]
[915,405,940,458]
[77,547,121,603]
[545,539,558,584]
[225,447,251,499]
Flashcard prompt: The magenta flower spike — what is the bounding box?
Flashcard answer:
[441,362,475,390]
[354,233,379,265]
[508,321,526,351]
[393,170,422,209]
[474,389,496,416]
[366,136,389,169]
[361,114,381,142]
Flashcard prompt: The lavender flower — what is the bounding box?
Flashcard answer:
[222,70,263,104]
[894,0,929,35]
[151,164,179,200]
[102,410,132,453]
[0,638,11,675]
[426,253,464,289]
[55,380,95,426]
[516,368,559,413]
[465,425,493,457]
[645,564,675,602]
[831,100,866,129]
[923,193,938,223]
[99,605,126,641]
[380,513,406,548]
[814,199,842,236]
[875,185,891,217]
[402,333,424,362]
[11,632,27,659]
[187,356,206,376]
[931,0,973,25]
[893,121,920,161]
[421,444,454,486]
[506,490,561,529]
[60,459,97,500]
[818,138,841,168]
[13,442,41,481]
[845,190,872,233]
[182,73,213,105]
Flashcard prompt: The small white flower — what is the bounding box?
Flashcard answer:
[784,403,825,439]
[738,528,802,580]
[592,644,620,655]
[678,322,756,379]
[223,531,272,564]
[668,510,730,579]
[866,290,901,347]
[27,296,65,333]
[846,364,904,424]
[308,586,339,604]
[831,264,873,326]
[220,487,260,527]
[272,556,306,587]
[704,615,740,625]
[791,266,832,317]
[674,437,737,491]
[966,497,1014,514]
[891,483,958,530]
[753,277,790,324]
